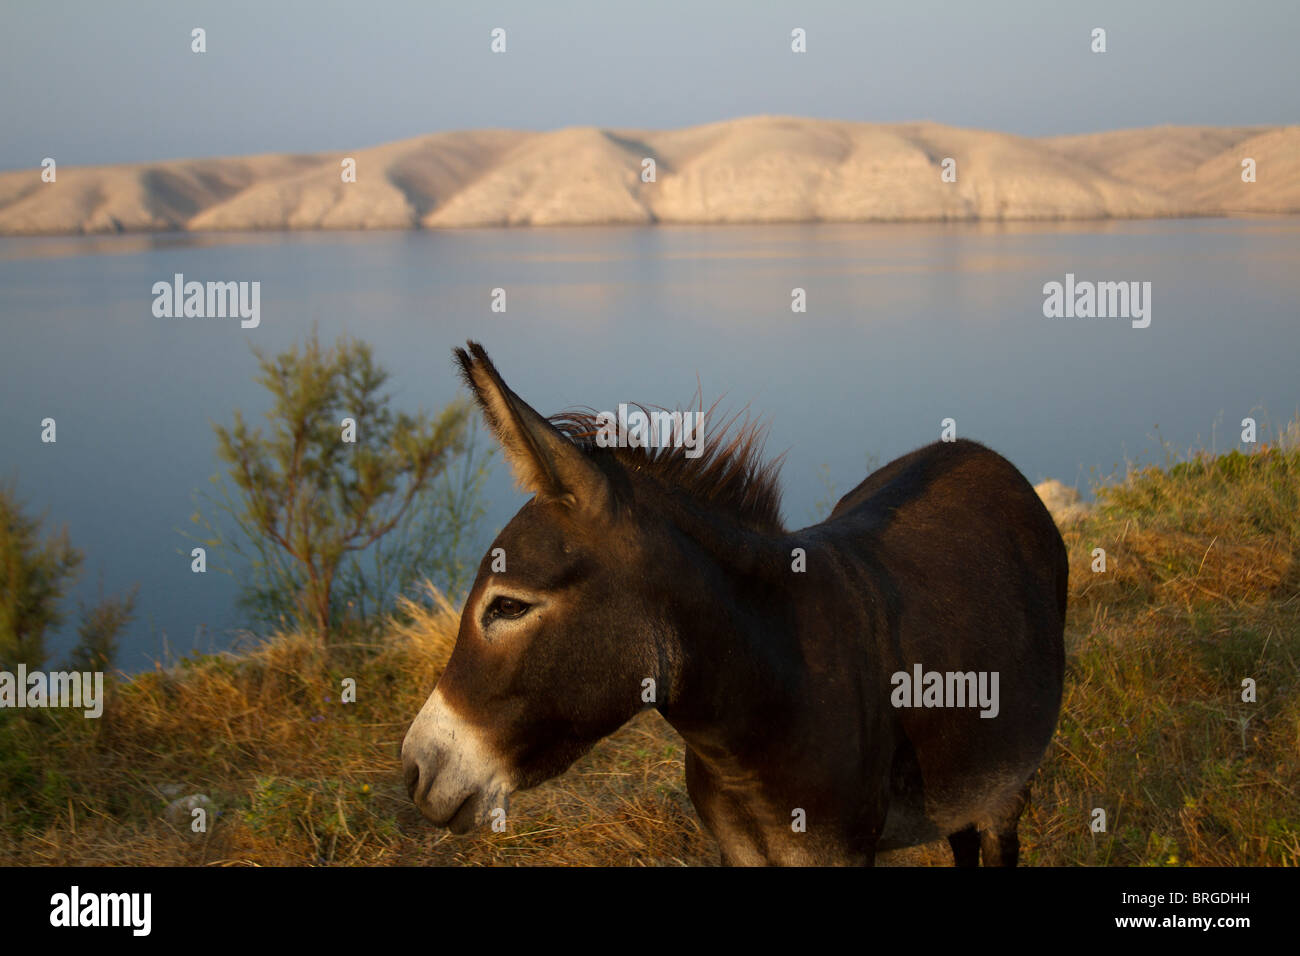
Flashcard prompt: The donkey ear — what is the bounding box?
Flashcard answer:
[455,342,611,511]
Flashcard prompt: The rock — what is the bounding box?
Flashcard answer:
[164,793,214,829]
[1034,479,1091,526]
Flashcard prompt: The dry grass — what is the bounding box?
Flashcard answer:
[2,446,1297,866]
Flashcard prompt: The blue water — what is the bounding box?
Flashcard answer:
[2,219,1298,670]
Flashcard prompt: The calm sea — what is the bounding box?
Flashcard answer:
[2,219,1298,669]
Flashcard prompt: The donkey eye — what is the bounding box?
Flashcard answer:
[485,596,531,623]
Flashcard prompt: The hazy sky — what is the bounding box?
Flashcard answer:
[2,0,1296,170]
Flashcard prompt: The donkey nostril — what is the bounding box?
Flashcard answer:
[404,761,420,800]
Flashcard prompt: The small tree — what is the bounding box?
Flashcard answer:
[201,330,474,641]
[0,482,135,671]
[64,586,139,673]
[334,420,492,621]
[0,482,82,668]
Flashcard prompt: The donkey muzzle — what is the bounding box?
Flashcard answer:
[402,687,511,833]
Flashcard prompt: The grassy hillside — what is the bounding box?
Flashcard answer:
[2,443,1297,866]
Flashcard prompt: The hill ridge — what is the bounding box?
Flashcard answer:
[3,117,1296,235]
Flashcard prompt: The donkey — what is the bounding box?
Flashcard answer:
[402,342,1067,866]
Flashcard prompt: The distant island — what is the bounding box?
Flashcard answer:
[1,116,1296,235]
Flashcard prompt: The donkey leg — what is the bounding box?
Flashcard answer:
[978,782,1031,867]
[947,825,981,867]
[979,825,1020,867]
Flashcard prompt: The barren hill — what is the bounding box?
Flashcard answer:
[2,117,1296,235]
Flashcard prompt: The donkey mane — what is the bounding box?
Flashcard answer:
[547,407,786,533]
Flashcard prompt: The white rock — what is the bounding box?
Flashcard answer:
[1034,479,1091,526]
[165,793,213,828]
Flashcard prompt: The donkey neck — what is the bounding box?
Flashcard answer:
[651,502,806,745]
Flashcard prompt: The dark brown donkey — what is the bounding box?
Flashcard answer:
[402,342,1067,866]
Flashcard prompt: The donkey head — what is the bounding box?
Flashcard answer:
[401,342,668,833]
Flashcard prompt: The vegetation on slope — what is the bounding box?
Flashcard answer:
[2,437,1296,866]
